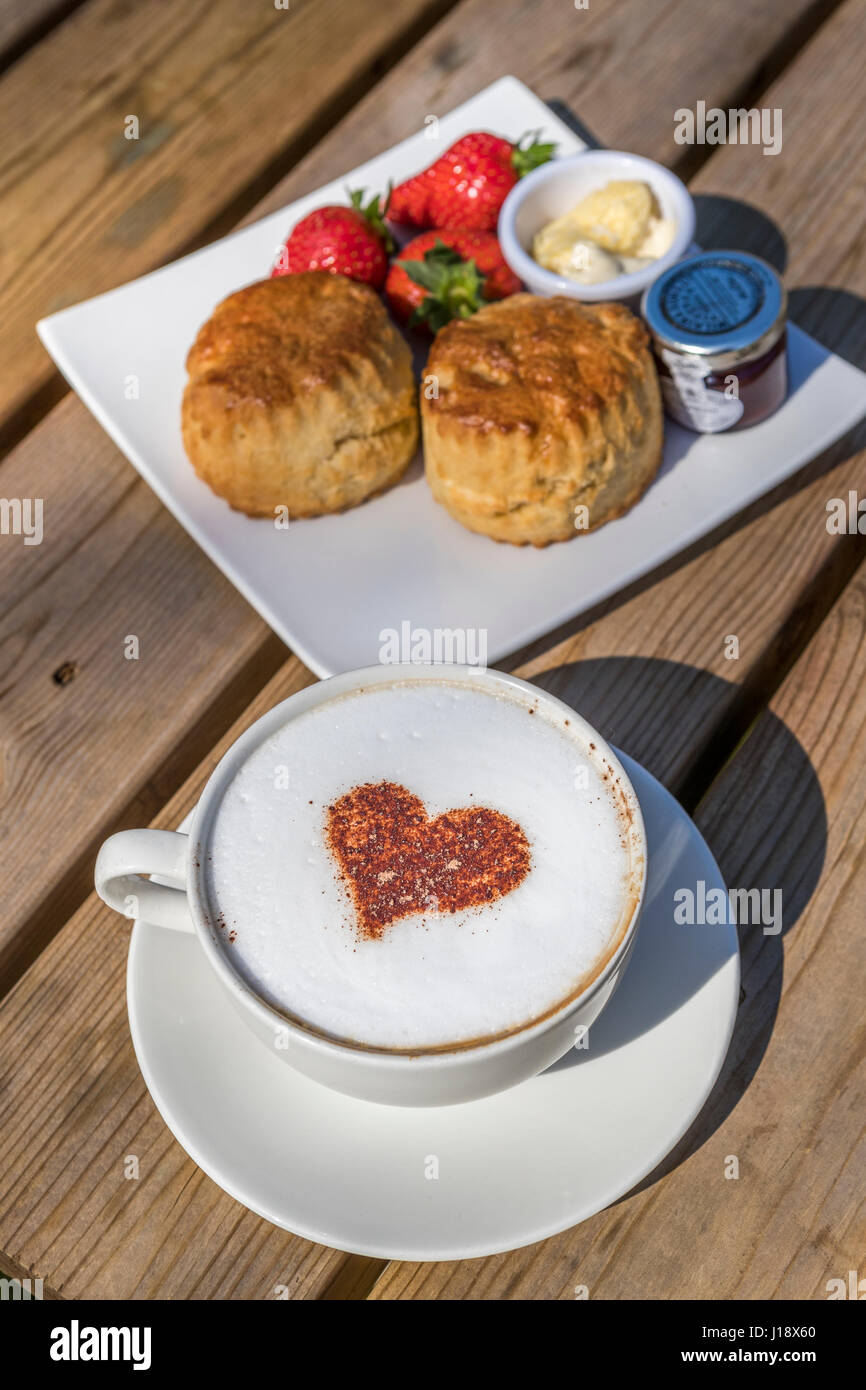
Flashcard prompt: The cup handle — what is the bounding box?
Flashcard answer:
[94,829,193,933]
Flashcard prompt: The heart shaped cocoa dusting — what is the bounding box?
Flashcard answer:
[325,781,531,940]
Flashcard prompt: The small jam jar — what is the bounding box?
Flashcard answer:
[641,251,787,433]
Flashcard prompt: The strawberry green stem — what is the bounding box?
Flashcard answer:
[401,241,487,333]
[511,130,557,178]
[348,185,395,253]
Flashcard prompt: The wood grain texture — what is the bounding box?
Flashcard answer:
[1,0,864,1303]
[0,0,455,436]
[0,397,291,996]
[370,563,866,1299]
[0,0,851,1001]
[244,0,836,224]
[507,0,866,790]
[369,1,866,1298]
[0,0,83,68]
[5,499,863,1301]
[0,658,345,1300]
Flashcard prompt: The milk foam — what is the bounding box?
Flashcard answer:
[204,679,634,1050]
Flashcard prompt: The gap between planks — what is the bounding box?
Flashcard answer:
[0,0,88,81]
[0,0,846,463]
[0,0,464,462]
[0,0,864,1300]
[2,0,863,1000]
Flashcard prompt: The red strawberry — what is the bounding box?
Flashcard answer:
[385,168,430,228]
[385,229,522,333]
[388,131,556,232]
[272,188,393,289]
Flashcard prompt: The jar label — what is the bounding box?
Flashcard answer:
[659,260,766,336]
[660,349,745,433]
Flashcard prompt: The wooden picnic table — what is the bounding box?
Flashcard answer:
[0,0,863,1300]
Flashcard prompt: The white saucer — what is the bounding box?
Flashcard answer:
[127,753,739,1261]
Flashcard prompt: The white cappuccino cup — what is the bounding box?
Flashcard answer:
[95,664,646,1106]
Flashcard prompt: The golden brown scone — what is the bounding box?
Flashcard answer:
[182,273,418,517]
[421,294,663,546]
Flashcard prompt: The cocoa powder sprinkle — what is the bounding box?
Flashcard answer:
[325,780,531,941]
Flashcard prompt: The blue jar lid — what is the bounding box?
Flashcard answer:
[641,251,786,359]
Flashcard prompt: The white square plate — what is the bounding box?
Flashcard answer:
[39,77,866,677]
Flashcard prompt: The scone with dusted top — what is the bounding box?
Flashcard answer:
[182,273,418,517]
[421,294,662,546]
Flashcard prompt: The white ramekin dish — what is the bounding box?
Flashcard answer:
[95,664,647,1108]
[498,149,695,304]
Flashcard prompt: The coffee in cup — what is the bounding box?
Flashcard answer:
[205,676,639,1052]
[95,664,646,1105]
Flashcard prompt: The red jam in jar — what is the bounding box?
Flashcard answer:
[641,251,788,433]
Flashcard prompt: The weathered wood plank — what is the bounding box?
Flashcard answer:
[1,0,864,1301]
[0,395,294,994]
[506,0,866,787]
[511,0,866,728]
[368,0,866,1298]
[370,561,866,1298]
[0,0,457,440]
[0,0,853,1000]
[5,488,863,1300]
[0,0,837,442]
[0,0,82,69]
[244,0,837,224]
[0,658,345,1300]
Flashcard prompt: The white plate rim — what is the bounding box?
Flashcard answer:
[37,77,866,679]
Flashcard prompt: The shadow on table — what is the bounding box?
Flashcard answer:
[541,116,866,375]
[530,655,826,1194]
[508,198,866,673]
[507,406,866,677]
[696,194,866,373]
[694,193,789,272]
